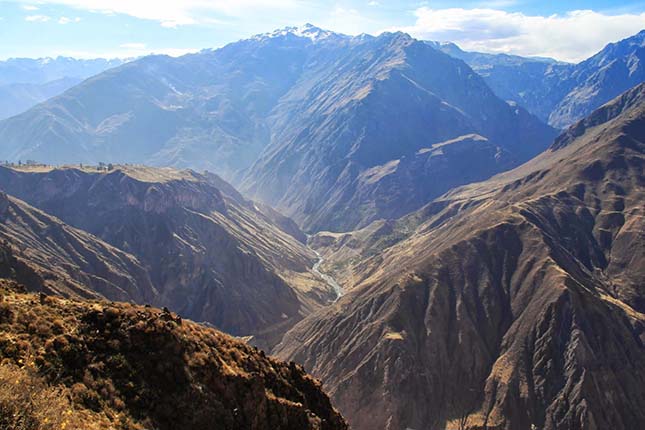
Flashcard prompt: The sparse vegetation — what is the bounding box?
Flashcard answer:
[0,281,347,430]
[0,362,108,430]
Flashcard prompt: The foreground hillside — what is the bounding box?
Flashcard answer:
[0,280,347,430]
[0,166,335,348]
[276,84,645,429]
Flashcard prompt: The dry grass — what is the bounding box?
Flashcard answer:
[0,281,347,430]
[0,363,109,430]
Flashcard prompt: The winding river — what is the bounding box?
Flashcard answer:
[310,249,344,302]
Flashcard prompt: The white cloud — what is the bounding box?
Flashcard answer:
[16,0,298,28]
[318,6,378,35]
[392,7,645,62]
[25,15,51,22]
[58,16,81,24]
[22,5,39,11]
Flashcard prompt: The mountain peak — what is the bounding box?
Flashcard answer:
[251,23,341,42]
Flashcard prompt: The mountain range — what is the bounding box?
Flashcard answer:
[276,83,645,430]
[1,26,644,232]
[0,23,644,430]
[0,25,558,232]
[434,30,645,128]
[0,57,126,121]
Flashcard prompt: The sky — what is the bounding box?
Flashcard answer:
[1,0,645,62]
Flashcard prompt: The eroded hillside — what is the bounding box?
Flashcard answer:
[276,83,645,430]
[0,166,335,348]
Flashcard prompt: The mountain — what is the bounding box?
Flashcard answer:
[0,281,347,430]
[0,165,336,348]
[239,30,556,231]
[0,57,126,121]
[433,30,645,128]
[429,41,574,124]
[0,25,555,232]
[0,29,326,177]
[0,56,125,86]
[0,77,82,121]
[275,84,645,429]
[429,41,561,68]
[549,30,645,128]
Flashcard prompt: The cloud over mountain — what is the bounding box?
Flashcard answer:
[395,7,645,62]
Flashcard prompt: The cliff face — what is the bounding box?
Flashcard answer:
[0,191,155,302]
[0,281,347,430]
[0,166,335,348]
[276,84,645,430]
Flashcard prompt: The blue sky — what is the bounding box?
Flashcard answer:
[1,0,645,62]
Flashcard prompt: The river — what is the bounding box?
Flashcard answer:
[310,248,344,302]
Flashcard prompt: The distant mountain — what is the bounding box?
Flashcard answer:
[0,165,336,348]
[0,25,555,233]
[0,281,347,430]
[0,57,126,121]
[428,41,561,68]
[0,56,125,85]
[276,83,645,429]
[549,30,645,127]
[429,41,574,123]
[433,30,645,128]
[0,29,327,177]
[0,77,82,120]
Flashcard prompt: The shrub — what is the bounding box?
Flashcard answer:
[0,363,78,430]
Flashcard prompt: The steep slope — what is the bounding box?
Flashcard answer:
[0,281,347,430]
[0,166,335,348]
[337,133,517,227]
[0,191,155,302]
[241,31,556,231]
[276,84,645,430]
[434,30,645,129]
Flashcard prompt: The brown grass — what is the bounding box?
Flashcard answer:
[0,280,347,430]
[0,363,101,430]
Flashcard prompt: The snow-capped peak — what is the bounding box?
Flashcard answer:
[251,24,338,42]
